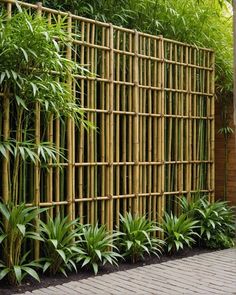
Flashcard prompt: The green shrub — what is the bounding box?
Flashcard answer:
[161,212,199,253]
[0,202,43,285]
[179,197,235,249]
[118,213,164,263]
[76,223,121,275]
[39,215,82,276]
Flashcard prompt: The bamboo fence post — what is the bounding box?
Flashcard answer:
[100,27,106,225]
[168,44,173,206]
[46,12,53,218]
[128,33,133,212]
[133,30,139,215]
[2,2,11,204]
[142,36,147,215]
[179,45,184,212]
[139,35,143,215]
[66,13,74,222]
[79,21,85,222]
[189,48,193,201]
[86,22,91,223]
[115,30,121,228]
[193,50,197,192]
[108,23,114,231]
[153,38,158,223]
[210,52,215,202]
[185,47,190,202]
[158,36,165,226]
[122,32,127,214]
[34,1,42,260]
[148,38,152,220]
[90,23,95,225]
[105,27,110,225]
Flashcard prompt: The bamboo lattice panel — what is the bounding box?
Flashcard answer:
[0,0,215,231]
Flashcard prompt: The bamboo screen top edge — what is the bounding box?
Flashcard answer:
[0,0,214,53]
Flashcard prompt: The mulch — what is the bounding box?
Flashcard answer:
[0,247,214,294]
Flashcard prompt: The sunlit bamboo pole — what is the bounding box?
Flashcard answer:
[128,33,133,212]
[66,13,74,221]
[153,38,158,223]
[122,32,127,214]
[115,30,121,228]
[108,23,114,231]
[2,2,11,204]
[210,52,215,202]
[100,27,106,225]
[133,30,139,215]
[148,37,152,220]
[90,23,95,225]
[139,35,143,215]
[34,2,42,260]
[78,21,85,222]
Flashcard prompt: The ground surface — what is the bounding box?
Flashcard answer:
[8,248,236,294]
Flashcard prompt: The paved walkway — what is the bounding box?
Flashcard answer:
[19,248,236,295]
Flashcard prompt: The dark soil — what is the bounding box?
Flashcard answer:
[0,247,214,294]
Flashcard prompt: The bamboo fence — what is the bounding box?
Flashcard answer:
[0,0,215,232]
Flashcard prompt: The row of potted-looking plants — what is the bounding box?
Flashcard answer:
[0,197,235,285]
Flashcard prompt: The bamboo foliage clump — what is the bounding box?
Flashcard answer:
[0,1,215,234]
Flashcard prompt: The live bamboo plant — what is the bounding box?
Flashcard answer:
[0,8,91,205]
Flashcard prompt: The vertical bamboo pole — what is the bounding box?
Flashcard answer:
[186,46,190,202]
[179,45,184,211]
[108,23,114,231]
[66,13,74,222]
[54,15,61,215]
[86,22,91,223]
[168,43,173,208]
[101,27,106,225]
[153,39,158,223]
[142,37,147,215]
[128,33,133,212]
[2,2,11,204]
[34,2,42,260]
[148,38,152,220]
[158,36,165,225]
[47,13,53,217]
[115,30,121,228]
[79,21,85,223]
[122,32,127,214]
[133,30,139,215]
[193,49,197,192]
[174,44,178,214]
[105,27,110,226]
[189,48,193,200]
[139,35,143,215]
[90,23,95,225]
[210,52,215,202]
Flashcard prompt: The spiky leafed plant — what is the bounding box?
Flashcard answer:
[118,213,164,263]
[161,212,199,253]
[77,223,121,275]
[0,202,45,285]
[39,215,83,276]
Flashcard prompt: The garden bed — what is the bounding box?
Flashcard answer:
[0,247,214,295]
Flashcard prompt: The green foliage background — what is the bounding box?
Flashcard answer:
[25,0,233,97]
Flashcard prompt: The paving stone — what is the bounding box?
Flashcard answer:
[16,248,236,295]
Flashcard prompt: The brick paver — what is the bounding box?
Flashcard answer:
[16,248,236,295]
